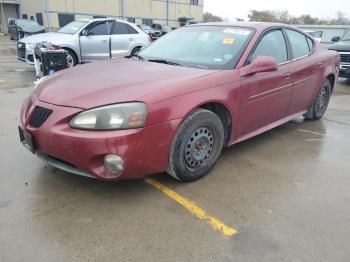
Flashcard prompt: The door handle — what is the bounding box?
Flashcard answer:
[282,72,291,79]
[129,38,134,41]
[102,39,108,43]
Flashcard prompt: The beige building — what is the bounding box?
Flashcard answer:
[13,0,203,30]
[0,0,20,33]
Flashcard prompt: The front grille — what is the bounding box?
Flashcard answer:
[27,54,34,62]
[17,42,26,59]
[340,53,350,63]
[29,106,53,128]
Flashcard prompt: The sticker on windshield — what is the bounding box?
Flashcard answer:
[223,28,250,35]
[223,38,235,44]
[213,57,223,62]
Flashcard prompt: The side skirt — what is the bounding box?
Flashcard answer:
[230,111,307,146]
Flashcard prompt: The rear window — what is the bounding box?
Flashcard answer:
[286,29,311,59]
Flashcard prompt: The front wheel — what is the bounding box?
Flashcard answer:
[167,109,224,182]
[304,79,332,120]
[63,49,78,68]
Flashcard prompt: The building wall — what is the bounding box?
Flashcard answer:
[0,3,20,34]
[19,0,203,29]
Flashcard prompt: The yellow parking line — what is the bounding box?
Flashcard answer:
[145,178,237,237]
[0,80,5,84]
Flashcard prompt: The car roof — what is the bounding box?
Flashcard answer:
[77,17,130,23]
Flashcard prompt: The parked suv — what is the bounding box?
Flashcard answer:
[8,18,45,40]
[17,18,151,67]
[151,23,172,35]
[329,30,350,78]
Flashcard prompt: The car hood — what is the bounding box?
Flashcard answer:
[20,32,75,44]
[328,41,350,52]
[18,24,45,33]
[34,59,220,109]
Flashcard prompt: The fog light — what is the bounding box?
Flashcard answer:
[104,154,125,176]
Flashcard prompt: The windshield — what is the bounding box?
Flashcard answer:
[342,30,350,41]
[141,25,151,30]
[139,26,254,70]
[16,19,40,28]
[58,21,88,34]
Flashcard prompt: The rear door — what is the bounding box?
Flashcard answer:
[79,21,110,62]
[284,29,321,114]
[110,21,138,57]
[238,29,294,136]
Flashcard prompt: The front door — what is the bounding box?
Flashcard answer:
[79,21,110,62]
[238,29,293,136]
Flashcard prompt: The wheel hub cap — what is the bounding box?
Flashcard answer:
[185,127,213,168]
[315,87,327,116]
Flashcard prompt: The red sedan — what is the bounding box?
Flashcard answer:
[19,22,340,181]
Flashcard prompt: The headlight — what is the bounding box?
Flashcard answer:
[69,102,147,130]
[33,75,48,89]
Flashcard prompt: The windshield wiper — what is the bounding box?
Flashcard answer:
[134,54,144,60]
[147,59,183,66]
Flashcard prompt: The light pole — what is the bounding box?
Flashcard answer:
[44,0,51,31]
[0,0,6,35]
[120,0,124,19]
[166,0,169,26]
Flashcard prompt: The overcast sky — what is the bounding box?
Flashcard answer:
[203,0,350,21]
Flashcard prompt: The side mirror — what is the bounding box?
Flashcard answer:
[331,36,341,42]
[81,29,88,36]
[240,56,278,76]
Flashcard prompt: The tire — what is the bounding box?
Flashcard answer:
[167,109,225,182]
[130,47,141,57]
[63,49,78,68]
[304,79,332,120]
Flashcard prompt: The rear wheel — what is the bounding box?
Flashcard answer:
[167,109,224,182]
[304,79,332,120]
[130,47,141,57]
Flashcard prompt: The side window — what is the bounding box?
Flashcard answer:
[286,29,310,58]
[111,22,129,34]
[88,22,109,36]
[250,30,288,64]
[306,37,314,51]
[126,24,138,34]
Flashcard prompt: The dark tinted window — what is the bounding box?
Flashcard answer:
[58,13,75,27]
[286,29,310,58]
[251,30,288,63]
[127,17,135,23]
[142,19,153,26]
[22,14,28,19]
[36,13,43,25]
[111,22,138,34]
[89,22,108,35]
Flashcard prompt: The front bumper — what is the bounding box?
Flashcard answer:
[20,98,182,180]
[17,42,34,64]
[339,63,350,78]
